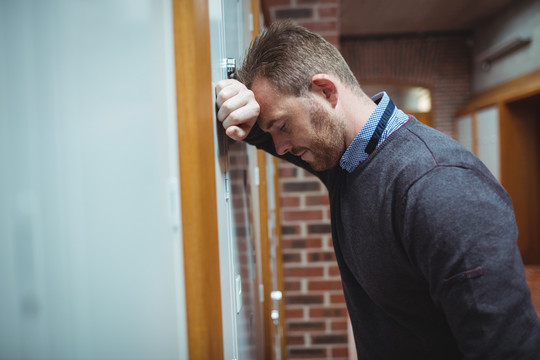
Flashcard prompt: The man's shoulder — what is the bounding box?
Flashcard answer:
[389,118,477,168]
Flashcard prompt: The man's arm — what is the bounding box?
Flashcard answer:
[215,79,325,178]
[402,166,540,359]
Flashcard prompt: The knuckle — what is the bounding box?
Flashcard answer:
[245,89,255,100]
[227,111,242,124]
[220,101,234,114]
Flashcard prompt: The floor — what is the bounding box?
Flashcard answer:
[525,265,540,317]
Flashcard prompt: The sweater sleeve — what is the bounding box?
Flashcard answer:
[401,165,540,359]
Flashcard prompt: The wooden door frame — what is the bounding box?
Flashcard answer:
[172,0,224,358]
[455,68,540,265]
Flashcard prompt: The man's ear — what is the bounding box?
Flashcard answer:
[311,74,338,108]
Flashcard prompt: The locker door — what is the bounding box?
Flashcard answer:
[208,0,265,359]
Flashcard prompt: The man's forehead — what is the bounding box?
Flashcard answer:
[251,77,278,96]
[252,78,282,127]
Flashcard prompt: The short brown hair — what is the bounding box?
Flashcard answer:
[236,21,360,96]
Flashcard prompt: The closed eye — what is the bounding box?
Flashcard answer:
[278,120,288,133]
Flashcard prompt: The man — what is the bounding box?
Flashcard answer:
[215,21,540,359]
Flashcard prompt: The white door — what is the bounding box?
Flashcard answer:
[0,1,188,359]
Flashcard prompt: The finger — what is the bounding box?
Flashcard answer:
[221,101,259,130]
[217,88,256,123]
[225,126,246,141]
[215,78,236,95]
[215,79,244,108]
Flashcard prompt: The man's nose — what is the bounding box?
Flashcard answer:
[274,137,291,156]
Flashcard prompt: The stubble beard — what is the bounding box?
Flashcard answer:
[300,100,347,172]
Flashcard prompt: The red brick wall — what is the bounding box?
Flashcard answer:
[264,1,471,359]
[267,0,340,47]
[279,161,348,359]
[266,2,347,358]
[340,35,472,136]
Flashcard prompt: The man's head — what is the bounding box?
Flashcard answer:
[251,75,347,171]
[236,21,361,97]
[235,21,371,172]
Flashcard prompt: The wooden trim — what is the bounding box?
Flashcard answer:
[457,68,540,116]
[471,112,478,156]
[171,0,224,358]
[498,95,540,265]
[274,157,287,356]
[257,150,273,359]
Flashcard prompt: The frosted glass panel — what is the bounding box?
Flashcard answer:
[476,106,501,181]
[363,85,432,112]
[456,114,474,152]
[0,1,188,359]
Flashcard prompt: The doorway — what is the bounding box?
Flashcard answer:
[500,93,540,316]
[500,93,540,265]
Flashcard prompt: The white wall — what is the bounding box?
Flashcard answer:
[473,0,540,92]
[0,1,188,359]
[476,106,501,181]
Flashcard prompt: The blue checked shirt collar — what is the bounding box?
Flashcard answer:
[339,92,410,173]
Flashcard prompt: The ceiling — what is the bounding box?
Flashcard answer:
[340,0,515,37]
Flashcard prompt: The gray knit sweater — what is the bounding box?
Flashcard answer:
[247,117,540,359]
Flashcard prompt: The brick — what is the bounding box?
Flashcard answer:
[332,346,349,358]
[308,280,343,291]
[288,347,326,358]
[270,0,292,5]
[283,253,301,263]
[284,280,301,291]
[330,293,346,304]
[287,321,325,331]
[287,335,305,345]
[312,334,348,344]
[283,209,324,221]
[308,251,335,262]
[283,239,307,249]
[328,265,341,276]
[304,237,324,248]
[286,308,304,318]
[318,6,338,18]
[286,294,324,305]
[309,306,347,318]
[308,223,331,234]
[305,194,330,206]
[281,195,301,207]
[298,20,338,33]
[275,8,313,19]
[282,224,301,235]
[283,266,324,277]
[279,166,297,177]
[331,320,348,331]
[282,181,321,192]
[282,238,322,249]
